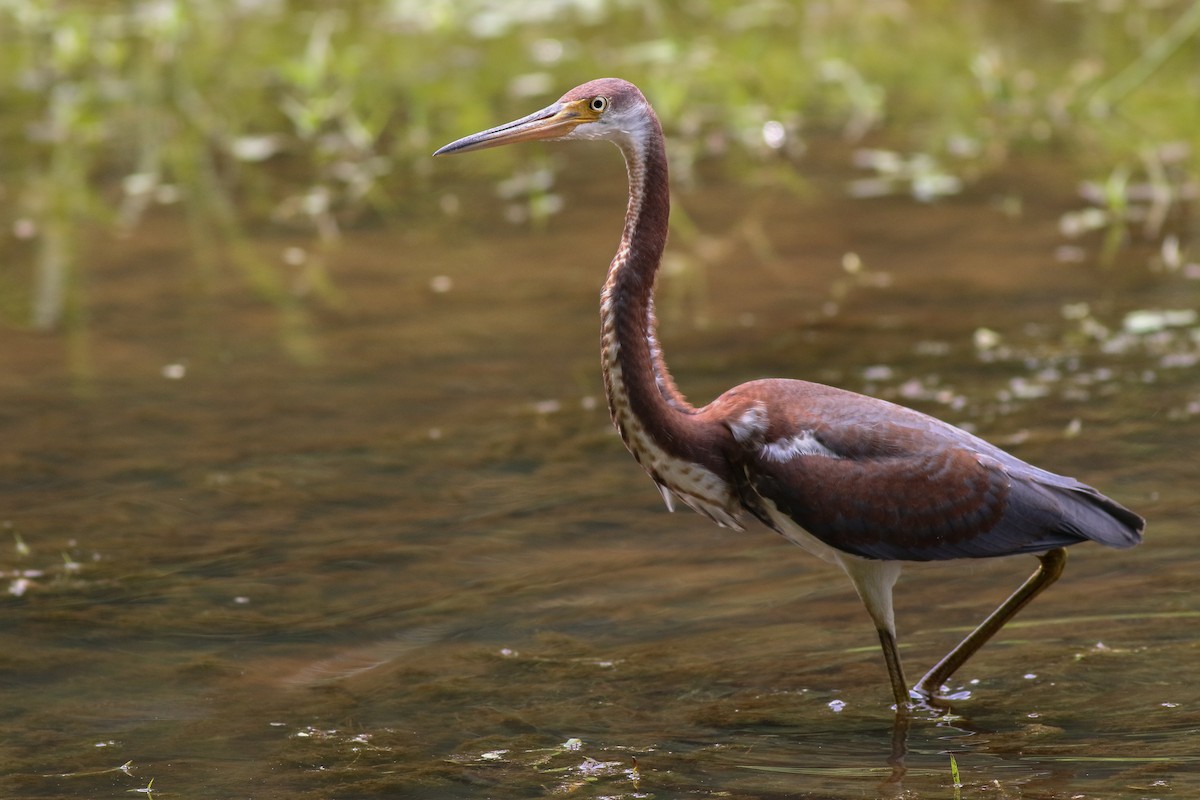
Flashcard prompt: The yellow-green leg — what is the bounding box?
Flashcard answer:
[914,548,1068,702]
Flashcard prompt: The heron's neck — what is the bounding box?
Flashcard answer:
[599,123,703,460]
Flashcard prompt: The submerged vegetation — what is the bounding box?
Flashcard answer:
[0,0,1196,332]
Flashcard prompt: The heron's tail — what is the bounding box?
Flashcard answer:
[1058,484,1144,549]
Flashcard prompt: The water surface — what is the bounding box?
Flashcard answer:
[3,142,1197,799]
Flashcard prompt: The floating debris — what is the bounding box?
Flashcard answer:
[1123,308,1198,335]
[532,399,562,415]
[282,246,307,266]
[761,120,786,150]
[973,327,1002,351]
[1054,245,1087,263]
[862,364,894,381]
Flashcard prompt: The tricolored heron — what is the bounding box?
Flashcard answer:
[435,78,1144,710]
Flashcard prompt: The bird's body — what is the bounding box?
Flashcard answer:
[436,78,1144,709]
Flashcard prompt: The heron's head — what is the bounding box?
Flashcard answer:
[433,78,653,156]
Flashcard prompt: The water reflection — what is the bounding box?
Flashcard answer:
[2,148,1197,798]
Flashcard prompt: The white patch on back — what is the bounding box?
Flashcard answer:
[728,402,768,445]
[760,430,839,463]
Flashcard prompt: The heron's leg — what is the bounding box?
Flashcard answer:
[877,627,912,711]
[839,557,911,710]
[914,547,1068,702]
[885,707,911,785]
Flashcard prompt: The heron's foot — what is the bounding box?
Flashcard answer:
[910,681,972,713]
[890,687,942,716]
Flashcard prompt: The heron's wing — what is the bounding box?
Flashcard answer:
[739,434,1090,561]
[718,380,1139,561]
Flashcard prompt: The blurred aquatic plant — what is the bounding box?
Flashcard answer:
[1061,143,1198,265]
[848,148,963,202]
[0,0,1197,341]
[1089,0,1200,119]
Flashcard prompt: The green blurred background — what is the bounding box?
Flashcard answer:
[1,0,1196,332]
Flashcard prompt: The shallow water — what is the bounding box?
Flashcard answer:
[2,141,1197,799]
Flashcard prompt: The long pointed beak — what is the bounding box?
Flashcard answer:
[433,101,584,156]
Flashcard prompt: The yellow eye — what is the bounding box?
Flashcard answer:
[590,96,609,113]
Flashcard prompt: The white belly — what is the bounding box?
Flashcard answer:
[755,494,847,565]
